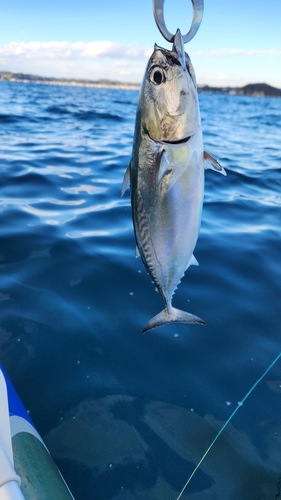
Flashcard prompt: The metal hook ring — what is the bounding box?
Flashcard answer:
[153,0,204,43]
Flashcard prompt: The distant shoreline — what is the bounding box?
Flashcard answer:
[1,71,281,97]
[0,71,140,91]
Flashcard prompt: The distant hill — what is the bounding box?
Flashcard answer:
[238,83,281,97]
[1,71,281,97]
[198,82,281,97]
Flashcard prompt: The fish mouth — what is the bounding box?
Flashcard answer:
[162,135,191,145]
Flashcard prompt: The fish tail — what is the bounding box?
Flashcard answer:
[142,306,205,333]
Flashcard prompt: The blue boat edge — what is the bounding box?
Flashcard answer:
[0,364,75,500]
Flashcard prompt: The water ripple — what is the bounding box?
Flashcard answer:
[1,81,281,500]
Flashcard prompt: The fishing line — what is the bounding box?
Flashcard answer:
[175,351,281,500]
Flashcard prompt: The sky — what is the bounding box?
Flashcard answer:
[0,0,281,88]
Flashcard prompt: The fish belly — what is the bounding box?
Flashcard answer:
[133,145,204,305]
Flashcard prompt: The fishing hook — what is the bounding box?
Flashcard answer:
[153,0,204,44]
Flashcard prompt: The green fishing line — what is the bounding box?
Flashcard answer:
[176,351,281,500]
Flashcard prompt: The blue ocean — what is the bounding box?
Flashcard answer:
[0,80,281,500]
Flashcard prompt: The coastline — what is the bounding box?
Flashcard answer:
[1,71,281,97]
[0,72,140,91]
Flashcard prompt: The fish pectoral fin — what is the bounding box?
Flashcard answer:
[186,254,199,269]
[204,150,226,176]
[135,245,140,258]
[158,167,172,186]
[143,306,205,333]
[157,149,172,186]
[121,161,131,196]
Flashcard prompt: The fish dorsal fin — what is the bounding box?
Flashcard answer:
[121,161,131,196]
[204,150,226,175]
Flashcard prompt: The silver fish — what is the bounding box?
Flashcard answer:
[122,29,226,333]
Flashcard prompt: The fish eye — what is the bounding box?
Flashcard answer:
[149,66,165,85]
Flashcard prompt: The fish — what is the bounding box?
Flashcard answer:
[122,29,226,333]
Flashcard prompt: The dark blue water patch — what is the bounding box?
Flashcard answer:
[0,112,50,124]
[13,141,42,149]
[0,208,36,239]
[36,153,79,166]
[55,431,207,500]
[113,99,137,106]
[45,105,72,115]
[0,160,27,177]
[247,112,281,127]
[205,167,281,206]
[0,113,20,123]
[109,397,213,494]
[73,109,124,122]
[0,113,34,124]
[2,170,55,195]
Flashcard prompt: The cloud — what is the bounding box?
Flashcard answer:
[1,41,280,86]
[0,41,150,60]
[193,48,281,57]
[1,42,280,63]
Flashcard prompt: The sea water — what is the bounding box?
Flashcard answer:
[0,81,281,500]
